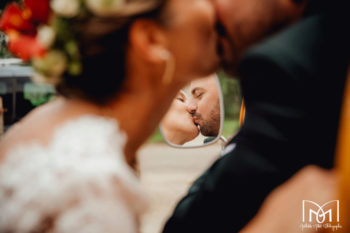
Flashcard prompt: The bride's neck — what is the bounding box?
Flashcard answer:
[109,84,182,166]
[65,75,183,167]
[106,89,166,166]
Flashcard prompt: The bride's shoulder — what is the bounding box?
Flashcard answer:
[2,114,127,165]
[0,99,66,157]
[1,99,125,159]
[0,115,148,233]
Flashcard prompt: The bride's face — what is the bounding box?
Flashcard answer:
[161,91,199,144]
[164,0,219,80]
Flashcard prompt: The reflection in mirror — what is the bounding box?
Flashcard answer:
[160,74,224,148]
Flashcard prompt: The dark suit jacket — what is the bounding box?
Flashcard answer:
[163,8,350,233]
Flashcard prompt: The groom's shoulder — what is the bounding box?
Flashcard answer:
[243,15,324,75]
[240,12,345,78]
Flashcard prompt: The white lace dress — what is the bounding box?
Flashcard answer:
[0,116,148,233]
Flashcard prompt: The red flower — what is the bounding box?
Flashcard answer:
[24,0,50,23]
[7,31,46,61]
[0,3,35,34]
[0,0,51,61]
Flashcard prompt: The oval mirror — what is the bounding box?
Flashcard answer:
[160,74,225,148]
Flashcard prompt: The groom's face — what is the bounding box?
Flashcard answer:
[187,77,220,137]
[215,0,306,75]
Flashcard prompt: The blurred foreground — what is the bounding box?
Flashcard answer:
[138,143,221,233]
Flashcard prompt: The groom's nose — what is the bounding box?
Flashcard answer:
[186,101,198,115]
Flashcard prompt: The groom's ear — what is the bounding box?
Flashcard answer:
[128,19,168,63]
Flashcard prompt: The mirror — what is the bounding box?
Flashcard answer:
[160,74,225,148]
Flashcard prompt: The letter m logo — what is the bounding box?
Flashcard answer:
[302,200,340,224]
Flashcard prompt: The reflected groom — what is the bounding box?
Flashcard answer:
[186,76,221,138]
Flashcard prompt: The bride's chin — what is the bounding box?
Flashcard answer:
[207,46,221,73]
[197,41,221,76]
[189,129,200,140]
[208,56,220,72]
[187,122,200,134]
[198,58,220,77]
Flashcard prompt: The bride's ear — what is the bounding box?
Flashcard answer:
[129,19,168,63]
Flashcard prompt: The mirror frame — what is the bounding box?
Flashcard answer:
[160,73,225,149]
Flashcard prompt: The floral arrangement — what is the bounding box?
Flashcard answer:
[0,0,125,84]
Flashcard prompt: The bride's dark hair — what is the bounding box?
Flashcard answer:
[56,0,170,104]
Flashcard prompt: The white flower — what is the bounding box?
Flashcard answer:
[37,26,56,48]
[85,0,125,16]
[51,0,80,18]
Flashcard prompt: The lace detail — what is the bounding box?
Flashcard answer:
[0,116,148,233]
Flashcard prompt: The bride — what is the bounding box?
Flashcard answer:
[0,0,219,232]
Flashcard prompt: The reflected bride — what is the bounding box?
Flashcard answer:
[161,90,199,145]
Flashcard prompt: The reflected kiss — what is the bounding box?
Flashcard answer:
[191,113,201,127]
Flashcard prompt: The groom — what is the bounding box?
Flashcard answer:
[163,0,349,232]
[187,76,221,138]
